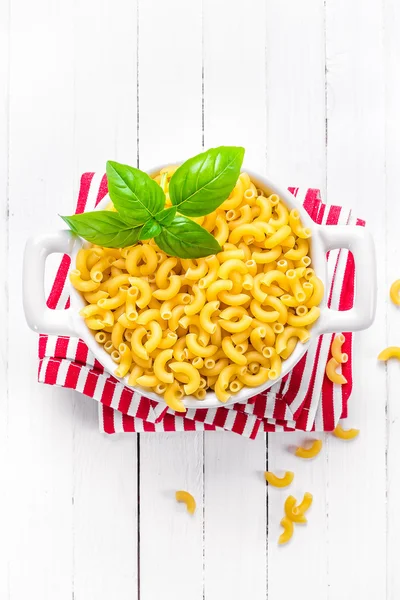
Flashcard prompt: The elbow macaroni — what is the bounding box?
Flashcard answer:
[330,333,348,364]
[390,279,400,305]
[332,424,360,440]
[295,439,323,459]
[175,490,196,514]
[277,491,313,545]
[378,346,400,362]
[284,495,307,523]
[295,492,313,515]
[265,471,294,488]
[278,516,294,545]
[71,169,324,410]
[326,357,347,385]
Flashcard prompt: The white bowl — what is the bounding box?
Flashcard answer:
[23,166,377,409]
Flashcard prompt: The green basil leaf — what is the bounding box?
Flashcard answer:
[154,206,177,226]
[139,219,162,240]
[61,211,141,248]
[106,160,165,226]
[155,216,222,259]
[168,146,245,217]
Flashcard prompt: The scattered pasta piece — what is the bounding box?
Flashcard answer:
[279,492,313,545]
[175,490,196,514]
[378,346,400,362]
[265,471,294,488]
[330,333,348,364]
[326,357,347,385]
[278,516,294,545]
[284,495,307,523]
[390,279,400,306]
[294,492,313,515]
[295,439,322,459]
[332,424,359,440]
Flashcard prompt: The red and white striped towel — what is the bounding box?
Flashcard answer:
[37,173,363,438]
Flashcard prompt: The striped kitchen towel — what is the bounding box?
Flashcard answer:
[37,172,361,438]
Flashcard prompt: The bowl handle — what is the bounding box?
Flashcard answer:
[23,230,78,336]
[316,225,376,334]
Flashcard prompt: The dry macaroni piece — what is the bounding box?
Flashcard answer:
[278,516,294,545]
[71,169,324,410]
[325,357,347,385]
[378,346,400,362]
[295,439,323,459]
[284,495,308,523]
[175,490,196,515]
[390,279,400,306]
[332,424,360,440]
[295,492,313,515]
[330,333,348,364]
[279,492,313,545]
[265,471,294,488]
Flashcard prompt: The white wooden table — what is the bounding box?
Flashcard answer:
[0,0,397,598]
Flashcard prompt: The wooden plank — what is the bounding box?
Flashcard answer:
[204,433,268,598]
[7,0,75,597]
[137,0,203,168]
[265,0,326,192]
[73,402,138,599]
[72,0,138,171]
[381,0,399,598]
[264,2,328,597]
[203,0,267,173]
[325,0,387,597]
[202,1,268,598]
[139,433,204,599]
[137,1,204,598]
[0,0,9,595]
[71,1,139,598]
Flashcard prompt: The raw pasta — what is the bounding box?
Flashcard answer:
[326,357,347,385]
[265,471,294,488]
[175,490,196,514]
[70,169,324,411]
[295,439,323,459]
[278,516,294,545]
[330,333,348,364]
[332,424,359,440]
[279,492,313,544]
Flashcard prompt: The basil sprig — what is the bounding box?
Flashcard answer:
[61,146,245,259]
